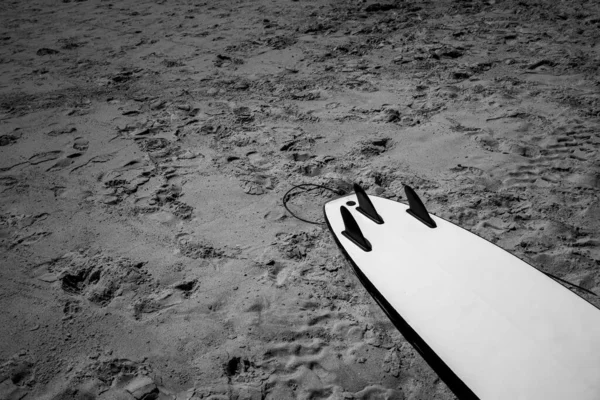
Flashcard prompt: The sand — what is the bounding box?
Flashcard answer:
[1,0,599,399]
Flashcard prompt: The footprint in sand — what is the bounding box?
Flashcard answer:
[265,260,290,287]
[57,252,151,307]
[0,133,20,146]
[138,138,171,152]
[146,210,177,224]
[247,151,273,169]
[240,174,275,195]
[500,123,599,191]
[498,140,540,158]
[0,176,18,190]
[28,150,62,165]
[46,152,84,172]
[351,138,392,158]
[131,278,201,321]
[72,137,89,152]
[132,290,185,320]
[57,358,158,400]
[9,231,51,249]
[46,125,77,137]
[62,299,82,318]
[259,305,404,398]
[47,137,91,171]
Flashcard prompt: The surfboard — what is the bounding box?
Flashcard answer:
[323,183,600,400]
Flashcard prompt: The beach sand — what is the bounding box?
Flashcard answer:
[1,0,600,398]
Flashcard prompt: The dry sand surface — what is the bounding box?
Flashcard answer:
[1,0,600,398]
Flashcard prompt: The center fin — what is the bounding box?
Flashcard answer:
[354,183,384,224]
[341,206,372,252]
[404,185,437,228]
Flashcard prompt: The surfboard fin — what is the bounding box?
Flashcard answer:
[354,183,384,224]
[404,185,437,228]
[340,206,372,252]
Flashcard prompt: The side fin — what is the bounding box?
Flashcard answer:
[341,206,372,252]
[354,183,384,224]
[404,185,437,228]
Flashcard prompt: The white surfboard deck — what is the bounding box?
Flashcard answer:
[324,193,600,400]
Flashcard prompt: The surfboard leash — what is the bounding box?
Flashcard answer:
[282,183,346,225]
[543,272,599,298]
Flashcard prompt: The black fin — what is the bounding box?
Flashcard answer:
[340,206,372,252]
[404,185,437,228]
[354,183,384,224]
